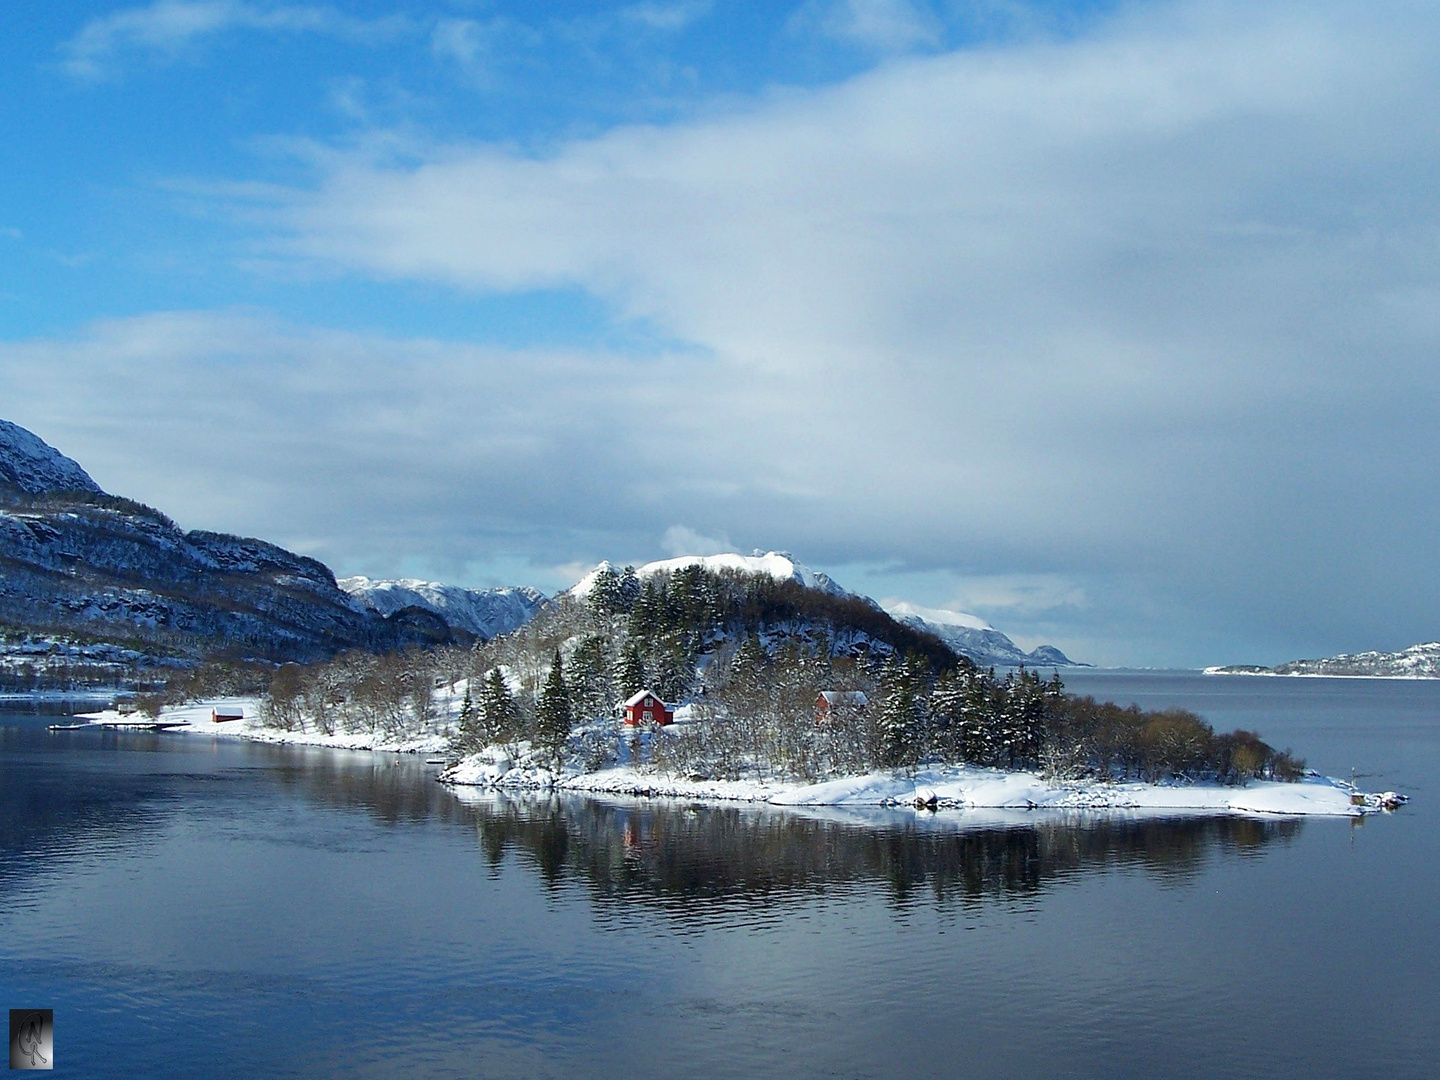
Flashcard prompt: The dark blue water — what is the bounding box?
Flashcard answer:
[2,672,1437,1078]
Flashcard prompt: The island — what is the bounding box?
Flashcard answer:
[79,557,1407,818]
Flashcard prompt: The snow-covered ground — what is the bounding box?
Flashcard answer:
[73,695,1405,818]
[75,697,453,754]
[441,753,1402,818]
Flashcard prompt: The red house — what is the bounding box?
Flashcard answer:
[212,706,244,723]
[815,690,867,724]
[622,690,673,727]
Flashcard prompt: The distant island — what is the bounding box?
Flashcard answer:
[1207,641,1440,679]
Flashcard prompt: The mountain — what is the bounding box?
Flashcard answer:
[1207,642,1440,678]
[567,552,1079,668]
[885,601,1079,668]
[339,577,547,640]
[569,551,847,599]
[0,419,473,681]
[0,419,103,496]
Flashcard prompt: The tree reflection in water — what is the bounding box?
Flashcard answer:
[455,794,1302,917]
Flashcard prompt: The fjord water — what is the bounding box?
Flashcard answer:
[2,673,1436,1079]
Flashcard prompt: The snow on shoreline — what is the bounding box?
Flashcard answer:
[439,754,1397,817]
[75,698,451,754]
[73,697,1406,818]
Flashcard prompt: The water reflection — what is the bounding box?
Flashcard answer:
[1,714,1303,923]
[455,794,1302,916]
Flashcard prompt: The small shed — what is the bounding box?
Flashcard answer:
[212,706,244,723]
[815,690,868,724]
[622,690,673,727]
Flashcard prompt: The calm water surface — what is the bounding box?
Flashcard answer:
[1,671,1436,1078]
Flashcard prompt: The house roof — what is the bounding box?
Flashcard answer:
[622,689,668,708]
[818,690,868,706]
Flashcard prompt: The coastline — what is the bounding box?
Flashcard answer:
[1204,668,1440,680]
[69,696,1406,818]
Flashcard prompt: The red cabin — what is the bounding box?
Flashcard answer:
[622,690,673,727]
[212,706,244,723]
[815,690,867,724]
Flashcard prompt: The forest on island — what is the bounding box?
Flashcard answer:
[158,564,1307,786]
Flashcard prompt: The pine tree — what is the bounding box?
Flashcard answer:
[587,565,621,618]
[617,566,641,612]
[617,644,647,700]
[478,667,519,745]
[453,683,479,753]
[535,651,573,765]
[928,668,966,762]
[956,670,996,765]
[877,659,920,769]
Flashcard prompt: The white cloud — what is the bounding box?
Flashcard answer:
[60,1,409,79]
[661,525,734,557]
[214,0,1440,662]
[792,0,942,52]
[620,2,714,32]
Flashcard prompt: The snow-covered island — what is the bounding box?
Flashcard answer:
[74,690,1406,819]
[71,553,1408,821]
[1207,641,1440,678]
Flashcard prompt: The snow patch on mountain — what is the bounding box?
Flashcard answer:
[885,600,993,632]
[569,551,848,598]
[885,601,1078,668]
[0,420,104,495]
[339,577,548,640]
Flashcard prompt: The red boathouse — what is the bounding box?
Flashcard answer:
[622,690,673,727]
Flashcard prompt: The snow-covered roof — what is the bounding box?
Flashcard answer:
[622,689,668,708]
[818,690,868,706]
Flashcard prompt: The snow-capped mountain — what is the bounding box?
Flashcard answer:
[569,551,847,598]
[885,600,1078,668]
[0,418,467,675]
[0,419,104,496]
[568,550,1079,667]
[1208,641,1440,678]
[338,577,547,641]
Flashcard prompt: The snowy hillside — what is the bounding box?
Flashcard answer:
[0,419,103,496]
[885,601,1078,668]
[339,577,547,641]
[1208,641,1440,678]
[570,551,847,598]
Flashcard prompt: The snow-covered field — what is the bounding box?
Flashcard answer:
[75,697,452,754]
[74,696,1405,818]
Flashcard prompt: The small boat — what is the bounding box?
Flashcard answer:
[425,758,447,765]
[47,722,93,731]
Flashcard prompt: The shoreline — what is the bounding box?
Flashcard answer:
[68,697,1407,818]
[1203,668,1439,680]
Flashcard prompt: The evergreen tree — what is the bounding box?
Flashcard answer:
[956,670,997,765]
[928,668,966,761]
[567,635,612,720]
[478,667,520,745]
[877,659,921,769]
[617,644,647,699]
[587,565,621,618]
[535,651,574,765]
[453,683,479,752]
[617,565,641,612]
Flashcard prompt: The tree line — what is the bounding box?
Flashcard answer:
[227,564,1308,786]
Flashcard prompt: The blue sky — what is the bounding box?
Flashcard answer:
[2,0,1438,667]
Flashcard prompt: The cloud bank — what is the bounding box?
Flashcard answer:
[22,0,1440,664]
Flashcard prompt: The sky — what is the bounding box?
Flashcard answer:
[1,0,1437,668]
